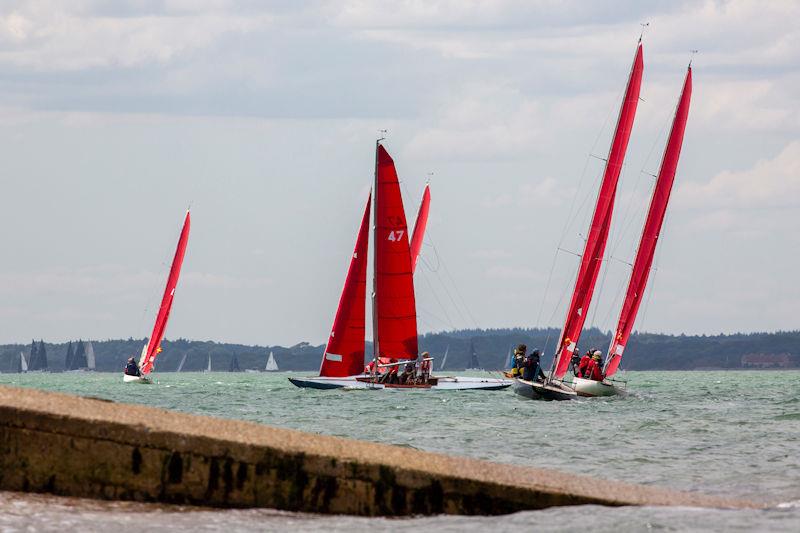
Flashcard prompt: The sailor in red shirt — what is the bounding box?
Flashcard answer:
[577,350,593,378]
[584,350,604,381]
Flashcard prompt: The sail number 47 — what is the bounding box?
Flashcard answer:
[388,230,405,242]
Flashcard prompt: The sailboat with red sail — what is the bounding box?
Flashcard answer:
[514,40,644,400]
[124,210,191,383]
[572,64,693,397]
[289,143,510,390]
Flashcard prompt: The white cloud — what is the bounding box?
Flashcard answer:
[676,140,800,210]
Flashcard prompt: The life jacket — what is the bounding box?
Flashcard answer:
[585,359,602,381]
[577,355,591,378]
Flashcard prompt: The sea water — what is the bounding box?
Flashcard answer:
[1,370,798,531]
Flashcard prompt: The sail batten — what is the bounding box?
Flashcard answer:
[552,42,644,379]
[605,66,692,377]
[373,145,419,361]
[139,211,191,375]
[320,194,371,377]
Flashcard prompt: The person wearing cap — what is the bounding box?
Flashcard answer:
[418,351,432,383]
[584,350,604,381]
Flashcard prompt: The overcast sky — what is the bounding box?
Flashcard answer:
[0,0,797,346]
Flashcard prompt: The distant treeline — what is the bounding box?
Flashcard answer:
[1,328,798,373]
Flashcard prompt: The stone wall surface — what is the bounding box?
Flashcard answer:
[0,385,756,515]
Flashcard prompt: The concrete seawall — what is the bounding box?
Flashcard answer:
[0,385,755,515]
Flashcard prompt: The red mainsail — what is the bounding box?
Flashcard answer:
[320,194,371,377]
[140,210,191,375]
[373,144,419,360]
[605,66,692,377]
[553,42,644,379]
[409,184,431,273]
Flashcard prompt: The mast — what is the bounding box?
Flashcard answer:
[604,65,692,377]
[371,138,381,377]
[549,39,644,381]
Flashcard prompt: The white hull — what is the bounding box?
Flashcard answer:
[123,374,152,384]
[570,377,619,397]
[289,374,511,391]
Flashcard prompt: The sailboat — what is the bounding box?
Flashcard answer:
[289,142,511,390]
[265,351,279,372]
[203,353,212,373]
[17,351,28,373]
[439,345,449,371]
[572,65,693,397]
[465,340,482,371]
[176,352,188,372]
[124,210,191,383]
[85,341,96,371]
[229,354,241,372]
[514,40,644,401]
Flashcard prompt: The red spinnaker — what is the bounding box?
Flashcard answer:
[320,194,371,377]
[553,42,644,379]
[374,145,419,360]
[140,210,191,375]
[410,184,431,273]
[605,67,692,377]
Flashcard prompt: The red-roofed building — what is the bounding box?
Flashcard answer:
[741,353,792,368]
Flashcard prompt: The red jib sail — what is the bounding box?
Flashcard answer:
[409,184,431,273]
[553,42,644,379]
[139,210,191,375]
[320,194,371,377]
[374,144,419,360]
[605,66,692,378]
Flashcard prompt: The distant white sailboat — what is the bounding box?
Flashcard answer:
[19,352,28,373]
[176,352,188,372]
[439,345,449,371]
[265,351,279,372]
[85,341,96,371]
[203,353,212,373]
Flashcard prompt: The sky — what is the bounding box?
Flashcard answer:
[0,0,797,346]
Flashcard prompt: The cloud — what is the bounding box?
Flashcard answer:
[676,140,800,211]
[481,177,575,208]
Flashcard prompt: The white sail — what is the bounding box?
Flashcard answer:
[85,341,96,370]
[20,352,28,372]
[265,351,278,371]
[439,346,449,371]
[176,352,188,372]
[206,353,212,372]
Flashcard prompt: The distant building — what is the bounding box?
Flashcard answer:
[741,353,792,368]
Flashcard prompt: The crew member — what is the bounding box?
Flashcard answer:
[124,357,141,377]
[512,344,527,378]
[584,350,604,381]
[399,362,415,385]
[528,349,546,382]
[418,351,432,383]
[570,349,582,376]
[577,349,593,378]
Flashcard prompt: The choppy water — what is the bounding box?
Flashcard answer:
[1,370,799,531]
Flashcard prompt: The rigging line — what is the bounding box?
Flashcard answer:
[418,266,457,331]
[608,102,673,262]
[417,306,456,332]
[422,228,479,328]
[638,207,671,331]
